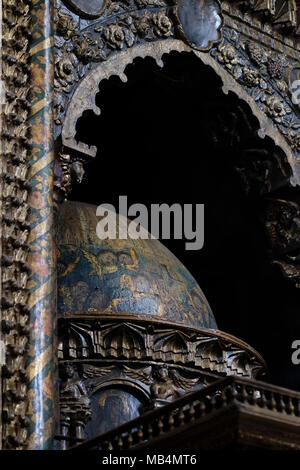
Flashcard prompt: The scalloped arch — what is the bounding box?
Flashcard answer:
[62,38,300,185]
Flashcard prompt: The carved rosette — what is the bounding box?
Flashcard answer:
[54,1,175,129]
[1,0,32,450]
[52,0,300,191]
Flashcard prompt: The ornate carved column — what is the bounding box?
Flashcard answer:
[25,0,56,450]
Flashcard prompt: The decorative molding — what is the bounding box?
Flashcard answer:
[263,197,300,287]
[58,315,266,378]
[57,37,299,188]
[56,309,267,448]
[1,0,32,450]
[211,29,300,167]
[56,357,218,447]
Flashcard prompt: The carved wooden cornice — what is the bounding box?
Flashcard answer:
[58,312,266,378]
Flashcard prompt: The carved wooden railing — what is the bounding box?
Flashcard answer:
[71,377,300,450]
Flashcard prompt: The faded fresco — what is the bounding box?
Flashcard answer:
[56,201,216,329]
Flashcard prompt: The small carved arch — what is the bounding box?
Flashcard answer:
[101,323,146,359]
[195,337,224,370]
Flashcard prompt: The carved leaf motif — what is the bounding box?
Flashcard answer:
[122,365,152,384]
[83,364,115,379]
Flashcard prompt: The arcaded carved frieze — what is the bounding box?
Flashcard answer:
[53,0,223,130]
[54,152,85,205]
[57,315,266,379]
[211,28,300,162]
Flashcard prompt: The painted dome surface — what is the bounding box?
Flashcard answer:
[56,201,217,329]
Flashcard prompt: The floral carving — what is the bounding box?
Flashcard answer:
[295,134,300,152]
[247,42,268,66]
[247,42,287,82]
[99,11,172,50]
[213,30,299,160]
[102,22,135,49]
[152,10,172,38]
[265,96,291,123]
[53,3,299,174]
[134,16,150,37]
[242,67,260,87]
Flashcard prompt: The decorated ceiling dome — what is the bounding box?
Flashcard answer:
[56,201,217,330]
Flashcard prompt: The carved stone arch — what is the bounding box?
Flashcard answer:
[58,323,92,358]
[60,38,299,185]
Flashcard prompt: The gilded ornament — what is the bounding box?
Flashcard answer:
[267,57,284,79]
[216,43,238,69]
[103,23,131,49]
[73,33,107,63]
[55,45,77,93]
[247,42,268,66]
[294,134,300,152]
